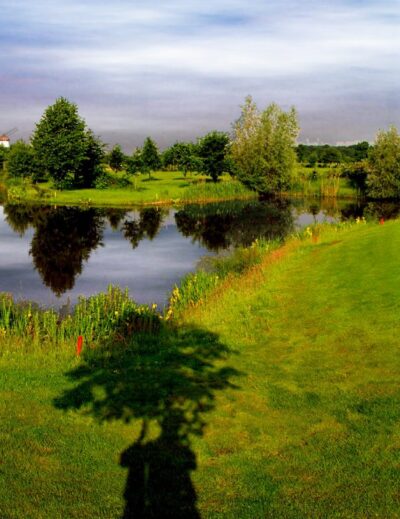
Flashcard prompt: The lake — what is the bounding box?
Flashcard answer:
[0,198,397,308]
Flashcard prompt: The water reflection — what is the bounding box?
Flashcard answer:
[123,208,165,249]
[175,199,294,251]
[30,207,104,296]
[1,198,399,304]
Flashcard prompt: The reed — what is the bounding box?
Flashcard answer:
[181,179,255,203]
[0,286,160,351]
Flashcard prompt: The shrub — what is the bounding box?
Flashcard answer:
[7,141,41,180]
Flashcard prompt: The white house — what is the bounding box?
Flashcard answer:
[0,135,10,148]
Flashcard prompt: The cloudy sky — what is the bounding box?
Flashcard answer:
[1,0,400,149]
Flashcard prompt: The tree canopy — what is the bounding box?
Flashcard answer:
[231,97,299,194]
[31,97,104,188]
[109,144,125,171]
[367,126,400,198]
[7,141,40,180]
[141,137,161,177]
[197,131,230,182]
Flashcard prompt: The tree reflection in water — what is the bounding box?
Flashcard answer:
[175,199,295,251]
[30,207,105,295]
[122,208,165,249]
[3,205,166,296]
[3,198,394,300]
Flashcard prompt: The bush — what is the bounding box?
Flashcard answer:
[7,141,41,179]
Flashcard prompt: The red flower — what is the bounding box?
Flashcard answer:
[380,218,385,225]
[76,335,83,356]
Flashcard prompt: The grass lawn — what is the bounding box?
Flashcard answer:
[4,170,256,207]
[1,221,400,517]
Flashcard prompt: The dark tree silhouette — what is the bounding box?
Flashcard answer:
[54,324,240,518]
[175,199,294,251]
[122,208,165,249]
[30,207,104,295]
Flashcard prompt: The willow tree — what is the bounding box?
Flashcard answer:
[367,126,400,198]
[231,96,299,194]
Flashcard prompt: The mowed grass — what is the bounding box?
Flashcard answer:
[1,221,400,517]
[7,170,256,207]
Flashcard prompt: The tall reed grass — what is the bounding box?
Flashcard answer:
[0,286,159,351]
[182,179,255,203]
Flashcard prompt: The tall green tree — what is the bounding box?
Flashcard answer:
[109,144,125,171]
[231,96,299,194]
[198,131,229,182]
[141,137,161,179]
[31,97,104,188]
[367,126,400,198]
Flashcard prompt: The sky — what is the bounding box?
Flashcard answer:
[1,0,400,149]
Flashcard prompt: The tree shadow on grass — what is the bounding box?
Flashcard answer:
[54,322,240,518]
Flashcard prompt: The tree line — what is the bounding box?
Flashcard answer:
[3,96,400,198]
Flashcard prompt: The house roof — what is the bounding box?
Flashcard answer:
[0,135,10,141]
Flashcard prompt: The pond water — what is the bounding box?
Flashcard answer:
[0,198,398,308]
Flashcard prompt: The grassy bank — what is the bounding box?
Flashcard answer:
[3,170,257,208]
[1,221,400,517]
[1,165,361,209]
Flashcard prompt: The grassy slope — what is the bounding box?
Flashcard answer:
[1,222,399,517]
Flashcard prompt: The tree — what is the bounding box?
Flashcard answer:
[141,137,161,179]
[7,141,41,180]
[109,144,125,171]
[367,126,400,198]
[75,130,105,188]
[197,131,230,182]
[162,142,202,176]
[320,146,342,165]
[231,96,299,194]
[342,160,369,194]
[31,97,104,189]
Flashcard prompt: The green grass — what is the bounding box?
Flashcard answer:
[3,170,256,207]
[1,221,400,517]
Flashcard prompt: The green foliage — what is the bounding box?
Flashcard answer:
[7,140,41,180]
[31,97,104,189]
[141,137,161,178]
[197,131,230,182]
[231,96,299,194]
[0,145,9,169]
[162,142,186,170]
[126,148,143,176]
[94,171,131,189]
[342,160,369,193]
[109,144,125,171]
[367,126,400,198]
[297,141,370,165]
[162,142,202,176]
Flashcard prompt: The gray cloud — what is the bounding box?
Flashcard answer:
[1,0,400,147]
